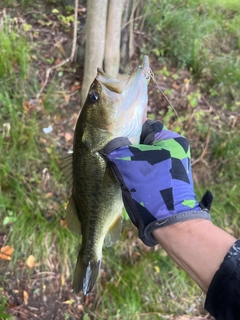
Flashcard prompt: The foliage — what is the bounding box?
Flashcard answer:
[0,19,30,82]
[209,130,240,233]
[0,286,10,320]
[95,243,203,319]
[141,0,240,109]
[0,13,77,272]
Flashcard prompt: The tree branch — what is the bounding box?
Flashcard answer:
[191,129,211,167]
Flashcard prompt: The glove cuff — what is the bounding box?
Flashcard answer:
[144,209,212,246]
[103,137,132,155]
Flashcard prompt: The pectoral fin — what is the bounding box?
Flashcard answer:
[66,195,81,236]
[82,123,113,152]
[104,214,122,247]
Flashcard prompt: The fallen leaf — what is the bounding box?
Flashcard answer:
[39,137,47,144]
[45,192,53,198]
[55,58,61,65]
[71,84,81,92]
[154,266,160,273]
[23,290,28,304]
[26,255,36,269]
[172,81,180,90]
[22,100,31,112]
[64,94,70,103]
[63,299,75,305]
[60,219,67,228]
[0,246,14,260]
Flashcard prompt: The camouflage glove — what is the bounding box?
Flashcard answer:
[103,119,213,247]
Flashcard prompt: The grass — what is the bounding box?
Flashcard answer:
[142,0,240,109]
[1,1,240,319]
[0,11,77,273]
[95,245,203,319]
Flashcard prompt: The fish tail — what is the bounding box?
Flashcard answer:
[73,251,101,295]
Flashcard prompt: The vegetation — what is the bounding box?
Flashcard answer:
[0,0,239,319]
[142,0,240,109]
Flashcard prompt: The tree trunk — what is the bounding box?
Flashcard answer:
[120,0,133,73]
[104,0,125,77]
[81,0,108,104]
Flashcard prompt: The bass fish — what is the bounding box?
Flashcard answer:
[61,56,150,295]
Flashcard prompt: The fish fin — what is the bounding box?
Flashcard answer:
[104,214,122,247]
[59,154,73,188]
[82,123,113,152]
[73,253,101,295]
[66,195,81,236]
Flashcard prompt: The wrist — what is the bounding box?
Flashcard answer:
[153,219,236,292]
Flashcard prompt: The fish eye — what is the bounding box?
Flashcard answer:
[89,90,99,103]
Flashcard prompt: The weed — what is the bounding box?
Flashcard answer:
[0,26,30,82]
[94,244,202,319]
[0,12,77,276]
[0,287,10,320]
[141,0,240,109]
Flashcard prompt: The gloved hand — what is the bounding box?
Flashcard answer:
[103,119,213,247]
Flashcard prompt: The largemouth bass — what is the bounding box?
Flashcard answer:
[61,56,150,295]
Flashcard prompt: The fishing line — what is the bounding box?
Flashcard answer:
[149,68,179,118]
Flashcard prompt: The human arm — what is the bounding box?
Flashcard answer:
[155,221,240,319]
[103,119,240,319]
[152,219,236,293]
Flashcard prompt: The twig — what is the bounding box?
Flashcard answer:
[71,0,78,62]
[12,307,43,319]
[121,13,147,30]
[201,95,215,113]
[191,129,211,167]
[36,0,78,100]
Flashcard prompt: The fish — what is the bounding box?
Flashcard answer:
[60,55,150,295]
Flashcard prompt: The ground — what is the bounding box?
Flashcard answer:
[0,1,236,319]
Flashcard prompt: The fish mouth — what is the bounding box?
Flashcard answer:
[126,55,150,88]
[94,56,150,144]
[96,69,124,93]
[96,55,150,93]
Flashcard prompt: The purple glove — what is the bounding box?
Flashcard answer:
[103,120,213,246]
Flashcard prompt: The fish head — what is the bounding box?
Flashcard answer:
[80,56,150,151]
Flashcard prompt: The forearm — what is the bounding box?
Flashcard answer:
[153,219,236,293]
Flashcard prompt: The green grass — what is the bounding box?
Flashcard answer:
[0,291,10,320]
[142,0,240,109]
[90,242,203,319]
[207,130,240,235]
[0,13,77,273]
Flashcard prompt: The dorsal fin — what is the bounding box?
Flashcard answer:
[59,154,73,188]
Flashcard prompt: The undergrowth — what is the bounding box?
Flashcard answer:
[141,0,240,109]
[0,12,77,274]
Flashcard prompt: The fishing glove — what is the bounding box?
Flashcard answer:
[103,119,213,247]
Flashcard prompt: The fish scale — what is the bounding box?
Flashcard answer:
[60,56,150,295]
